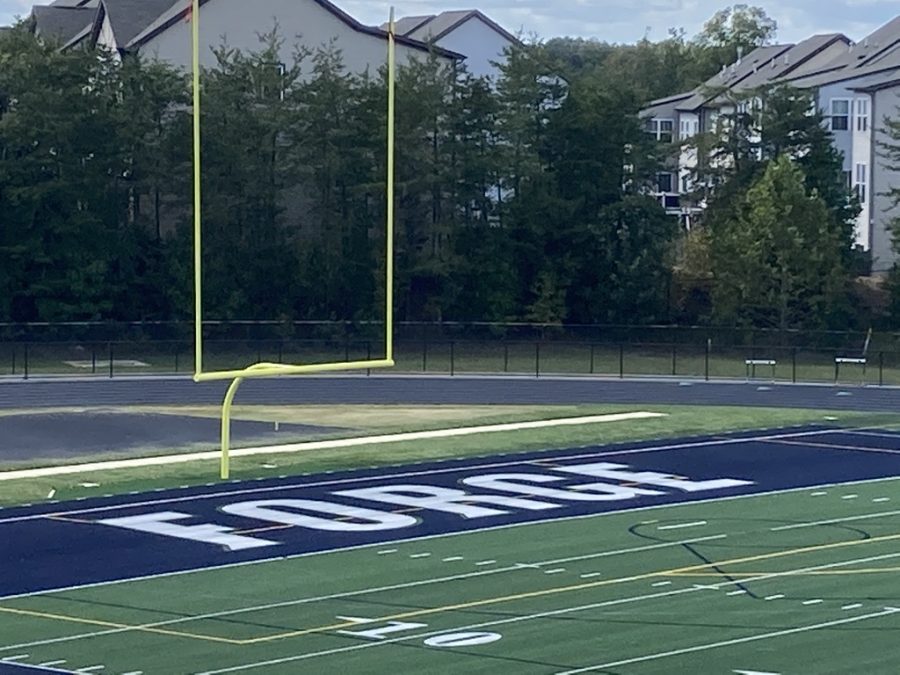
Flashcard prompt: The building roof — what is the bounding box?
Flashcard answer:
[391,15,434,37]
[676,44,792,111]
[31,5,94,43]
[668,34,850,112]
[384,9,519,46]
[128,0,463,59]
[99,0,179,48]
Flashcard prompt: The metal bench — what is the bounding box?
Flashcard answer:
[745,358,776,381]
[834,357,867,383]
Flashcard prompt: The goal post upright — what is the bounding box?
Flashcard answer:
[192,0,203,378]
[190,5,398,478]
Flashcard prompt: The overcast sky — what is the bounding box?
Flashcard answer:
[2,0,899,45]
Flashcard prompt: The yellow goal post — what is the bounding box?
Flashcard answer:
[189,1,398,478]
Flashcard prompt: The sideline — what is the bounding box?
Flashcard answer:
[0,412,665,481]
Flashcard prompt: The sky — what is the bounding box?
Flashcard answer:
[2,0,900,46]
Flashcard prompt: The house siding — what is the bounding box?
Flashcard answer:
[138,0,450,75]
[431,16,512,80]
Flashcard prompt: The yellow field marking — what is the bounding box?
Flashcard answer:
[0,606,241,645]
[238,531,900,645]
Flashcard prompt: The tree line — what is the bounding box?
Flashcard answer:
[0,6,894,331]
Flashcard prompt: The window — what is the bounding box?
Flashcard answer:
[681,174,693,193]
[855,98,870,132]
[656,172,674,193]
[257,62,286,102]
[646,119,674,142]
[679,119,699,140]
[855,163,867,203]
[830,99,850,131]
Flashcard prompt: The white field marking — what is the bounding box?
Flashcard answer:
[764,594,785,601]
[409,553,431,559]
[554,608,900,675]
[802,599,824,605]
[442,556,464,562]
[580,573,603,579]
[0,535,727,623]
[657,521,707,531]
[874,498,891,503]
[77,667,105,673]
[0,425,851,524]
[2,655,29,661]
[842,495,859,500]
[727,590,748,596]
[475,560,497,566]
[811,492,828,496]
[0,536,731,652]
[0,531,834,655]
[769,509,900,532]
[733,670,781,675]
[2,470,896,607]
[193,555,900,675]
[652,581,672,587]
[376,549,397,556]
[842,603,863,610]
[39,661,67,667]
[843,430,900,440]
[544,568,566,575]
[121,672,143,675]
[0,412,667,482]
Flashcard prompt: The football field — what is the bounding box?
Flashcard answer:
[2,427,899,674]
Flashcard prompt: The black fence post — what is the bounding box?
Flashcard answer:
[108,342,114,378]
[590,344,596,375]
[174,346,180,373]
[344,338,350,363]
[671,344,677,377]
[23,343,29,380]
[535,342,541,378]
[10,345,15,376]
[792,348,797,384]
[366,341,372,376]
[503,342,509,373]
[450,341,455,376]
[619,344,624,379]
[422,339,428,372]
[879,351,884,387]
[705,339,710,381]
[91,345,97,375]
[277,340,284,364]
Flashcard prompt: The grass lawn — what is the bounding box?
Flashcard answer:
[1,403,899,508]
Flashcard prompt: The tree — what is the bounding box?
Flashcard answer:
[691,4,777,78]
[709,156,851,329]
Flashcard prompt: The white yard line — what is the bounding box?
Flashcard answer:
[554,608,900,674]
[0,535,724,652]
[0,412,666,482]
[193,554,900,675]
[658,521,707,530]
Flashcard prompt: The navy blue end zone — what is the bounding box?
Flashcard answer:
[2,426,900,599]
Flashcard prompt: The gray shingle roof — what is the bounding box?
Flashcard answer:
[388,9,518,45]
[32,5,94,43]
[101,0,180,48]
[386,15,434,37]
